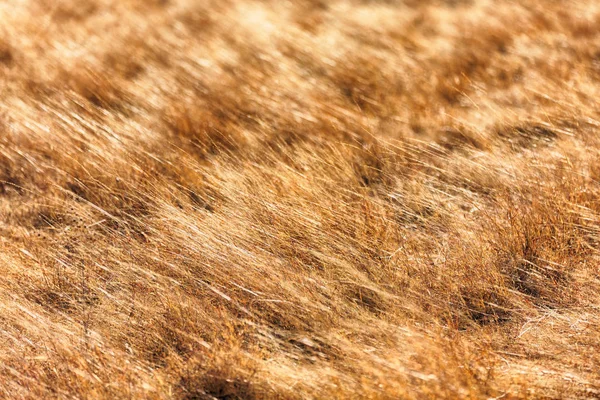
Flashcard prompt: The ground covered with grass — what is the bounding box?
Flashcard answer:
[1,0,600,398]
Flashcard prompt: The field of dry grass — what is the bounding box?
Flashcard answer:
[1,0,600,398]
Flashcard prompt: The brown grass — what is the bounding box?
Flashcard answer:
[1,0,600,398]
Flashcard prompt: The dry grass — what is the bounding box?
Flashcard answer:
[1,0,600,398]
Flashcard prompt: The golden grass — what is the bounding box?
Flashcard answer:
[1,0,600,398]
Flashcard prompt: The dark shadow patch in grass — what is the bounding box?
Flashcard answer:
[496,123,558,151]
